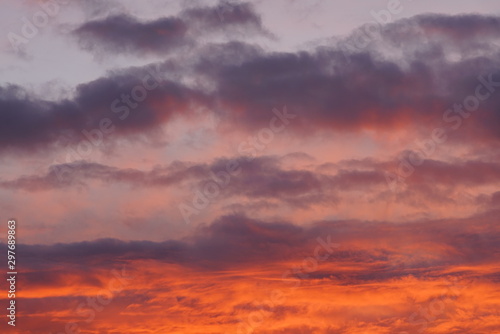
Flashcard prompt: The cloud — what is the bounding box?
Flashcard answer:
[0,65,205,153]
[10,208,499,275]
[3,13,500,158]
[191,14,500,141]
[74,15,189,55]
[73,1,268,56]
[181,1,268,35]
[0,160,209,191]
[5,154,500,223]
[3,211,498,333]
[3,4,500,333]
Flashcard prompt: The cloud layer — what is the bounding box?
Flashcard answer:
[1,2,500,333]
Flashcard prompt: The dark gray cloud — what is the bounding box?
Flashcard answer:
[74,15,189,55]
[4,155,500,212]
[6,209,499,277]
[0,160,208,190]
[2,13,500,156]
[0,65,206,153]
[73,1,268,56]
[187,14,500,141]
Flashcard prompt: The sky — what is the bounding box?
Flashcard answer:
[0,0,500,333]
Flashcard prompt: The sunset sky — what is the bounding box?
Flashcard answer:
[1,0,500,333]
